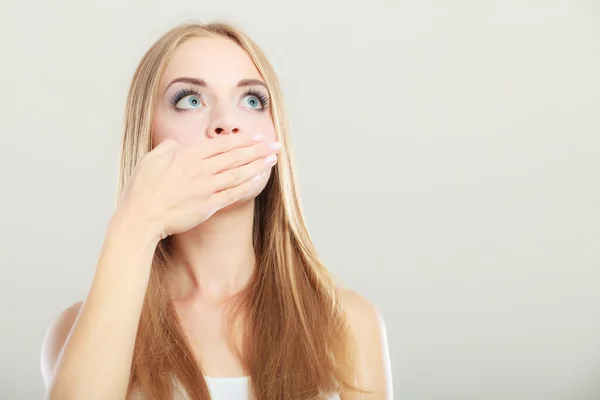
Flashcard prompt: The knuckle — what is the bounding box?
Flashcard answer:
[225,190,237,205]
[172,147,187,162]
[228,168,242,184]
[171,154,186,173]
[195,162,208,176]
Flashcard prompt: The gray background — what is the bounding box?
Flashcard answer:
[1,1,599,399]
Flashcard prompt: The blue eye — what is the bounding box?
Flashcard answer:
[176,94,202,109]
[241,94,263,109]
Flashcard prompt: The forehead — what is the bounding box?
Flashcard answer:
[160,36,263,89]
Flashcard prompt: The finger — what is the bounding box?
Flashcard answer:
[208,154,277,198]
[204,140,281,175]
[208,178,260,211]
[186,132,267,160]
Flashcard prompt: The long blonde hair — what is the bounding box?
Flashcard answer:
[117,21,361,399]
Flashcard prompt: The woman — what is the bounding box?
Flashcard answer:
[41,21,393,399]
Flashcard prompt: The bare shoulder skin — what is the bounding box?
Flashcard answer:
[339,289,394,400]
[40,301,83,390]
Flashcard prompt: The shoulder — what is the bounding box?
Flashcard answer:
[338,289,393,399]
[338,289,387,351]
[40,301,83,389]
[338,289,383,327]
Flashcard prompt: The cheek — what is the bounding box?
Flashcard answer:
[152,111,209,147]
[247,117,276,141]
[234,109,276,137]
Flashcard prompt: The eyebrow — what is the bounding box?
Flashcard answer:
[163,77,267,93]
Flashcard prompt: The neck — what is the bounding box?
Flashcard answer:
[168,200,256,304]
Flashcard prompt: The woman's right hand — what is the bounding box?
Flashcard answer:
[116,133,281,240]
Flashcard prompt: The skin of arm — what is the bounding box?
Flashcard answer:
[41,213,160,400]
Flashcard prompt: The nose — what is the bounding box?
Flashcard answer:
[206,108,240,138]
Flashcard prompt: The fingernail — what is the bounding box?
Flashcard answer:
[252,134,264,141]
[270,141,282,151]
[264,154,278,164]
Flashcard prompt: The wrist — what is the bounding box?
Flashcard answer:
[108,208,161,247]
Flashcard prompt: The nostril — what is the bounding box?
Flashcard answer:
[214,127,238,135]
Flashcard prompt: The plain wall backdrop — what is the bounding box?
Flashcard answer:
[1,1,599,399]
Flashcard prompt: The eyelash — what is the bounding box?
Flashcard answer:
[169,87,270,110]
[170,88,199,106]
[241,88,270,109]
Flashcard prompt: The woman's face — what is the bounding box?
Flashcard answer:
[152,36,276,204]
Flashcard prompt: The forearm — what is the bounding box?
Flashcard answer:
[48,213,159,400]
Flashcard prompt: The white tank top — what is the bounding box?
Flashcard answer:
[204,376,341,400]
[130,376,341,399]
